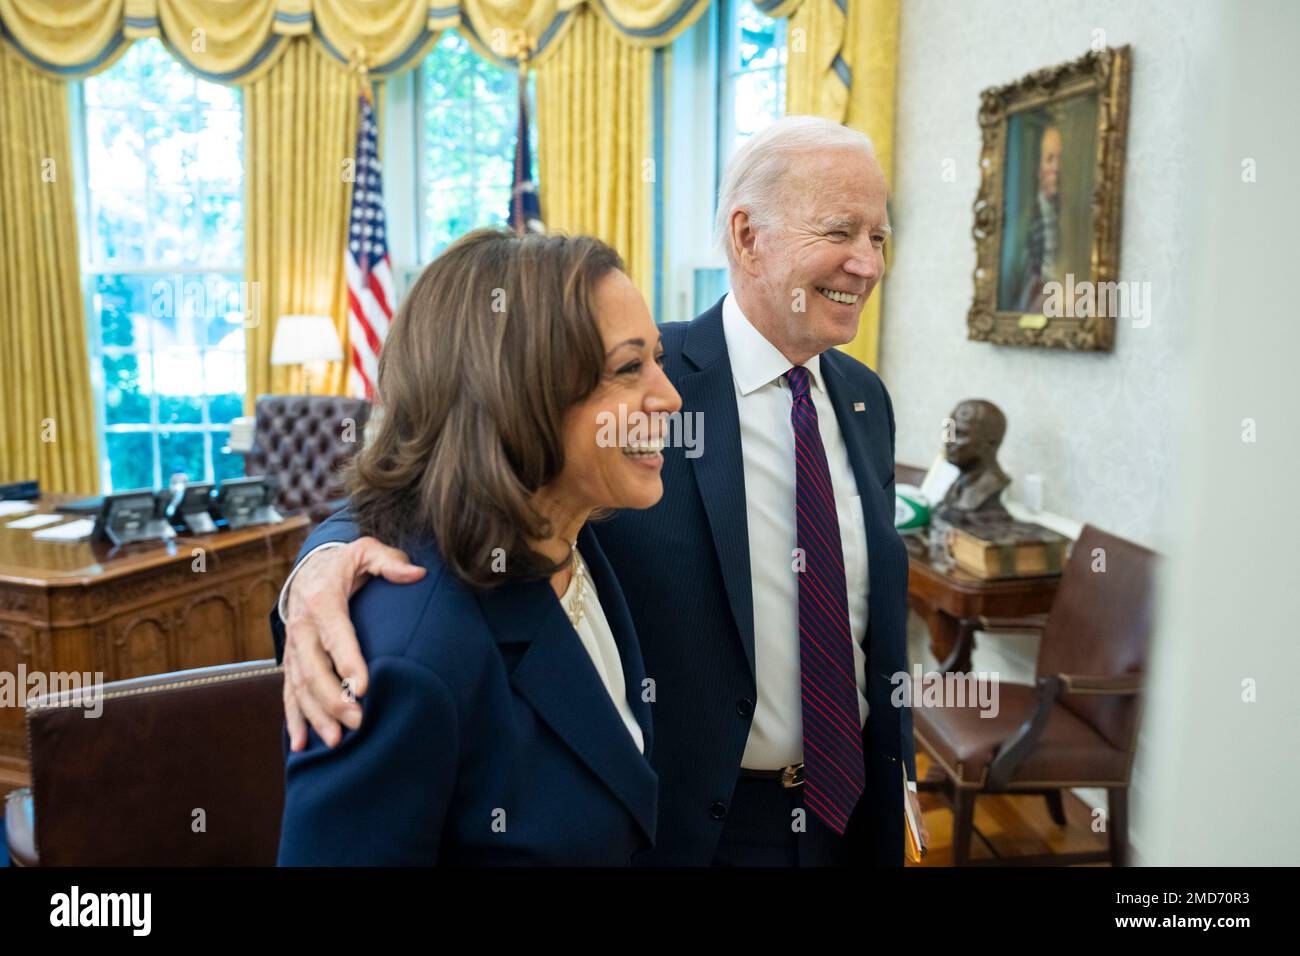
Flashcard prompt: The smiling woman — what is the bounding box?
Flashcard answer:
[278,227,682,866]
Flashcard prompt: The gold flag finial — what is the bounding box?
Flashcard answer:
[350,45,373,100]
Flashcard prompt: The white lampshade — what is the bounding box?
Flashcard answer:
[270,314,343,366]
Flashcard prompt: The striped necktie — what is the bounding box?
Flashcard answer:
[787,365,865,834]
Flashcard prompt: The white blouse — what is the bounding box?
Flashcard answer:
[560,550,645,754]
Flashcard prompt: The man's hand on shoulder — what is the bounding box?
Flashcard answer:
[282,537,426,751]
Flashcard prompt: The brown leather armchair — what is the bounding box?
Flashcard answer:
[245,394,371,525]
[912,524,1157,865]
[5,660,285,866]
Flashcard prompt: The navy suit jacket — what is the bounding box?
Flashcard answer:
[275,523,657,865]
[273,298,913,866]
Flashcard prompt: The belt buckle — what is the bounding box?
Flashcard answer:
[781,763,805,788]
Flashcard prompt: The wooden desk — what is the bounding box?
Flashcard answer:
[0,497,307,789]
[905,535,1061,673]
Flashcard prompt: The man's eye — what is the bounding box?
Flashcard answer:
[829,230,849,239]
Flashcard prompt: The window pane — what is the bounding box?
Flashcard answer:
[736,1,780,70]
[85,109,145,192]
[211,431,245,484]
[204,349,245,422]
[734,70,784,137]
[147,109,199,186]
[159,431,206,483]
[103,353,152,425]
[198,193,243,263]
[419,31,533,261]
[106,432,155,491]
[196,109,243,186]
[91,192,147,265]
[95,273,150,349]
[148,190,199,264]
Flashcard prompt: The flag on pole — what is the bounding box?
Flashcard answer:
[507,67,543,235]
[346,90,394,402]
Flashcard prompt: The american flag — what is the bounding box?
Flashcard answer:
[507,69,543,235]
[346,91,393,402]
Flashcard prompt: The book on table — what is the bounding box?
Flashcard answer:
[946,519,1069,579]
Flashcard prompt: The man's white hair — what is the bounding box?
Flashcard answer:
[714,115,877,262]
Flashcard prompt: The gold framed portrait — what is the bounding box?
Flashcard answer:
[967,45,1132,351]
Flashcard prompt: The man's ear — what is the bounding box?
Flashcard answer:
[729,209,761,277]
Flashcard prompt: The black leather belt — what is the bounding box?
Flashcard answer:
[739,763,804,788]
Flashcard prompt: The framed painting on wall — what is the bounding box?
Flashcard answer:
[967,45,1132,351]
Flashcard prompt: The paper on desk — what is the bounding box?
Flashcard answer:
[0,501,38,516]
[7,513,63,529]
[32,518,95,541]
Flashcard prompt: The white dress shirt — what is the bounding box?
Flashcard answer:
[722,293,871,771]
[563,550,645,754]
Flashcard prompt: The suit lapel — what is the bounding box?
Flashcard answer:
[820,353,888,497]
[578,524,654,758]
[679,301,756,678]
[475,543,657,842]
[820,352,902,683]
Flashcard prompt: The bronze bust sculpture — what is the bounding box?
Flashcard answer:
[936,399,1011,526]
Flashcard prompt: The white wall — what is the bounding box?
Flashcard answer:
[1132,0,1300,866]
[883,0,1217,552]
[890,0,1299,864]
[889,0,1300,868]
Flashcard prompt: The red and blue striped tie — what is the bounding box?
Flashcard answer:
[787,365,865,834]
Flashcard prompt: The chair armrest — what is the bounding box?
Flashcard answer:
[5,787,38,867]
[986,675,1062,790]
[978,613,1049,635]
[1058,672,1143,696]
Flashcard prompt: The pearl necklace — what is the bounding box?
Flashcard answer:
[561,542,590,628]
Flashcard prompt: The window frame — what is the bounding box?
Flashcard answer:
[70,46,247,493]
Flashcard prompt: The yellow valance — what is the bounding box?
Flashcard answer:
[0,0,711,81]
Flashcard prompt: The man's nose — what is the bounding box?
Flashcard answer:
[843,246,882,284]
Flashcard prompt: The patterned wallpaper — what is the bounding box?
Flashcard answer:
[880,0,1215,550]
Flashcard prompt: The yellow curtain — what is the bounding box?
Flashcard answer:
[242,37,361,408]
[536,8,654,296]
[785,0,898,370]
[0,41,100,494]
[0,1,710,79]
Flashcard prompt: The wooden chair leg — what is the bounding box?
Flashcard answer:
[1108,788,1129,866]
[951,789,977,866]
[1044,789,1066,826]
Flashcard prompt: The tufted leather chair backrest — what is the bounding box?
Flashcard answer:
[245,395,371,525]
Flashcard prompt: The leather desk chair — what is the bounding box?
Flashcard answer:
[245,395,371,526]
[913,524,1158,865]
[5,660,285,866]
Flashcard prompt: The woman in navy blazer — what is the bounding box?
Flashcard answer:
[277,229,681,865]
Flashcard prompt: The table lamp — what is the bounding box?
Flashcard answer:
[270,314,343,395]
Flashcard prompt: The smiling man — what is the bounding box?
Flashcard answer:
[273,115,923,866]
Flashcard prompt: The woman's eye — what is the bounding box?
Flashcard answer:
[655,352,666,367]
[616,361,642,376]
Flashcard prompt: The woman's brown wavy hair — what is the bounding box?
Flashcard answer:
[347,228,623,589]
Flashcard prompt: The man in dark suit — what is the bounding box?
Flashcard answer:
[274,115,922,865]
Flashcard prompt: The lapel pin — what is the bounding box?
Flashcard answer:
[853,402,866,412]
